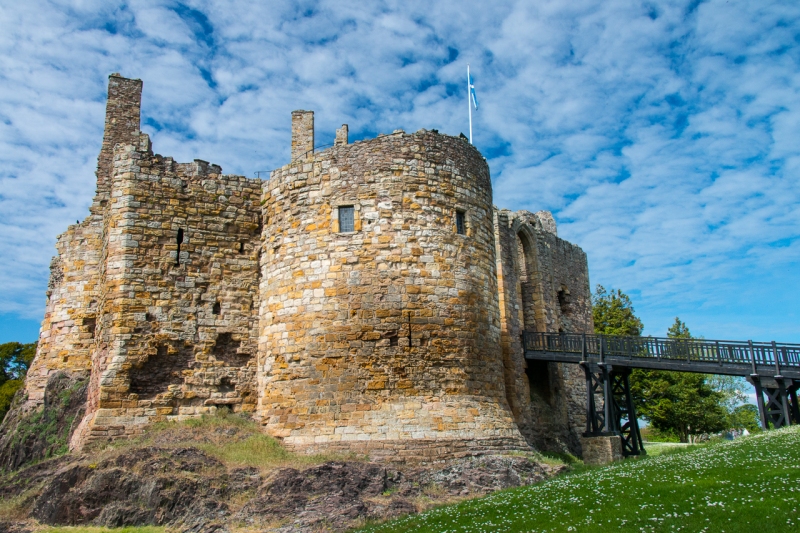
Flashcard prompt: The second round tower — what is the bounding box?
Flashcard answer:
[257,116,528,458]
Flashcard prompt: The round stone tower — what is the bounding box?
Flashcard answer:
[256,115,528,459]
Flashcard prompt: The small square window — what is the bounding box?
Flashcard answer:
[456,210,466,235]
[338,205,355,232]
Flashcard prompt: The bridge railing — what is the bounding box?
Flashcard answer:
[522,331,800,373]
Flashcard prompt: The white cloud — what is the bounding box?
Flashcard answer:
[0,0,798,345]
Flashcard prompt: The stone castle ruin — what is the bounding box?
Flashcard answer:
[21,74,593,460]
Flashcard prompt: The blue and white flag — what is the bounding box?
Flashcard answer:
[469,74,479,110]
[467,64,478,144]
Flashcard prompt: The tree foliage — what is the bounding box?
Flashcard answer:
[0,341,36,423]
[728,404,760,433]
[592,285,643,337]
[666,317,691,339]
[630,369,728,442]
[592,289,751,443]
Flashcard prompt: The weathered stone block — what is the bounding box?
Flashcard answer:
[580,436,623,465]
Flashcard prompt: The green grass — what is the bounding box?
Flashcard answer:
[640,441,695,457]
[356,426,800,533]
[97,409,358,471]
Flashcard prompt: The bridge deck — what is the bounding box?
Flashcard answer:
[522,332,800,380]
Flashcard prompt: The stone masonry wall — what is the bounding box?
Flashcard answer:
[291,111,314,162]
[495,210,592,455]
[92,74,143,214]
[21,74,598,461]
[79,134,263,442]
[257,127,529,455]
[24,218,102,405]
[23,74,141,411]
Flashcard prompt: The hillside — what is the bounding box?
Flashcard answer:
[0,411,564,533]
[358,427,800,533]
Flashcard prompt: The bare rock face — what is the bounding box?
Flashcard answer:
[0,447,562,533]
[30,447,231,528]
[0,371,88,472]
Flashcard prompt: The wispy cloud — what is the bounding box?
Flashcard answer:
[0,0,798,343]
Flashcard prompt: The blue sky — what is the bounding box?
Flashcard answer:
[0,0,798,344]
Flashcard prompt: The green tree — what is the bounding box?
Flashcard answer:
[630,369,728,443]
[667,317,691,339]
[630,318,729,442]
[727,404,760,432]
[0,341,36,423]
[592,285,643,336]
[591,289,736,443]
[665,317,749,414]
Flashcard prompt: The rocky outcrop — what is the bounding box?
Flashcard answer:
[0,371,88,472]
[0,447,563,533]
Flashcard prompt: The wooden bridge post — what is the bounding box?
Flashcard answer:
[750,377,769,430]
[581,333,586,362]
[583,364,597,434]
[773,341,782,378]
[789,382,800,424]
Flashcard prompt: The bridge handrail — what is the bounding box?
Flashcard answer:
[521,331,800,371]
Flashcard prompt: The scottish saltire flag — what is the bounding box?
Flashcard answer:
[469,74,479,110]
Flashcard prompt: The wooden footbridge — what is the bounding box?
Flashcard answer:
[522,332,800,457]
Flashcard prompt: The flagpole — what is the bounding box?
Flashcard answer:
[468,64,473,144]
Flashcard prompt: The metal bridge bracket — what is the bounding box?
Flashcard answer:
[748,375,799,430]
[581,363,645,457]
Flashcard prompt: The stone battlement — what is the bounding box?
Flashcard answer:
[24,74,593,461]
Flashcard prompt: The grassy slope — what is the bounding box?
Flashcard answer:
[93,409,356,472]
[357,427,800,533]
[1,411,359,531]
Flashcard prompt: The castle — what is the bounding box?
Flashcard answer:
[22,74,593,460]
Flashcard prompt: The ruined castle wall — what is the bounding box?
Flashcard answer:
[80,135,263,441]
[25,74,142,409]
[92,75,143,214]
[529,218,592,451]
[493,210,534,446]
[495,210,591,455]
[21,73,599,460]
[257,129,529,457]
[25,217,103,405]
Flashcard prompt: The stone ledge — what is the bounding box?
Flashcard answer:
[287,436,534,464]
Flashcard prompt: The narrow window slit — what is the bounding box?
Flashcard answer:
[456,210,466,235]
[212,302,221,315]
[175,228,184,266]
[239,241,245,254]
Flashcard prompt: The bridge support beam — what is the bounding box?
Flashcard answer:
[581,362,645,457]
[748,376,799,430]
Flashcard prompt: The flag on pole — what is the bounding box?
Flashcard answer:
[468,64,478,144]
[469,73,478,110]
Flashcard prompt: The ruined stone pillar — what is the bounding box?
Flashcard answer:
[291,110,314,161]
[92,74,142,213]
[334,124,349,146]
